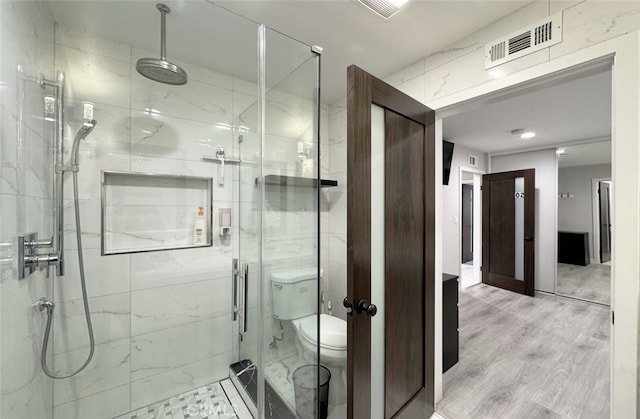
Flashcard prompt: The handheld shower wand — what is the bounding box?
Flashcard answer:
[40,119,97,379]
[70,119,96,168]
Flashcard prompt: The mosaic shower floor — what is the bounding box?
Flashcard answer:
[113,379,252,419]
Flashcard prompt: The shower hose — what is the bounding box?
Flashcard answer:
[40,170,95,379]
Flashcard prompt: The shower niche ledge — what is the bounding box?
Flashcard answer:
[101,171,213,255]
[260,174,338,188]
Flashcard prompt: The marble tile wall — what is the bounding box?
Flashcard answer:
[0,2,56,418]
[326,98,347,321]
[45,15,326,419]
[50,21,245,419]
[386,1,640,105]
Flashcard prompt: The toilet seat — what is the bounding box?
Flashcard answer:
[299,314,347,350]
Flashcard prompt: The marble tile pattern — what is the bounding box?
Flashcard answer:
[114,380,251,419]
[375,1,640,106]
[264,353,308,411]
[0,2,56,418]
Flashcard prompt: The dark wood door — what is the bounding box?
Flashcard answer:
[462,184,474,263]
[599,181,612,263]
[482,169,535,296]
[347,65,435,419]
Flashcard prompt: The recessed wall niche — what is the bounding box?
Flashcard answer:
[101,171,212,255]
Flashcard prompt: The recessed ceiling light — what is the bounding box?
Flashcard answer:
[556,148,567,155]
[510,129,535,139]
[357,0,407,19]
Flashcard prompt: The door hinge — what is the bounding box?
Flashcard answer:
[612,310,615,325]
[480,265,483,272]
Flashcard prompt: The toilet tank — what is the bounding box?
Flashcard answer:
[271,267,321,320]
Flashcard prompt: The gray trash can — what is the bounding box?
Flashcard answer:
[292,365,331,419]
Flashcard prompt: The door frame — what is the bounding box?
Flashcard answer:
[458,167,484,288]
[592,177,612,264]
[347,65,435,418]
[429,32,639,416]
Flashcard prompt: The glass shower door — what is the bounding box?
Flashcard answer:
[232,24,321,419]
[231,77,262,416]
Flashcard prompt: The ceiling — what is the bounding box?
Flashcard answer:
[45,0,532,105]
[443,69,612,158]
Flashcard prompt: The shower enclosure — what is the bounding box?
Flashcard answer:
[0,2,322,418]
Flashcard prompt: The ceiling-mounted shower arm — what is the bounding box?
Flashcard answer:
[135,3,187,85]
[158,3,170,61]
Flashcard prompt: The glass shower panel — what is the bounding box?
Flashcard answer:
[235,76,261,416]
[261,27,321,417]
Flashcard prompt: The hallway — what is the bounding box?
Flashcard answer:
[437,284,609,419]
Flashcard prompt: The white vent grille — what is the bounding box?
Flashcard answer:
[485,13,562,69]
[358,0,400,19]
[469,155,478,167]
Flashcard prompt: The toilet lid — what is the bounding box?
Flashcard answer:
[300,314,347,350]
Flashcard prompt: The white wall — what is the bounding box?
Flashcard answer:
[558,163,612,261]
[442,144,487,275]
[491,149,558,293]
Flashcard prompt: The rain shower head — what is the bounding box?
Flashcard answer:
[136,3,188,85]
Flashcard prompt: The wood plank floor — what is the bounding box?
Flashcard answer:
[437,284,610,419]
[557,263,610,305]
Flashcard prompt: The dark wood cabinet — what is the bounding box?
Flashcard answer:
[443,273,459,372]
[558,231,590,266]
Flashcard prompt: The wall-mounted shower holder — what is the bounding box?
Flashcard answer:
[219,208,231,236]
[18,232,59,279]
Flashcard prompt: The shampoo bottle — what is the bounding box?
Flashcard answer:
[194,206,207,244]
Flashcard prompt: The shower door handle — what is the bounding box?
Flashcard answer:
[232,258,239,321]
[240,263,249,333]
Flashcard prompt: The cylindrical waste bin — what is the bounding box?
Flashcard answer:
[292,365,331,419]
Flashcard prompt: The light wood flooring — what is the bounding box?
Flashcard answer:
[556,263,611,305]
[437,284,610,419]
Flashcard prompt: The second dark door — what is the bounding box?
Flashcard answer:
[482,169,535,296]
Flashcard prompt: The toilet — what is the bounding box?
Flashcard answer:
[271,268,347,407]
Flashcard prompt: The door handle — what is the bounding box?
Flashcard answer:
[356,299,378,317]
[232,258,239,321]
[242,263,248,333]
[343,297,353,316]
[524,236,535,241]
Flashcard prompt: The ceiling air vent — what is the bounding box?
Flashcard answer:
[485,13,562,70]
[358,0,401,19]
